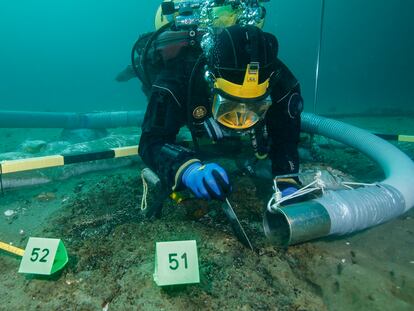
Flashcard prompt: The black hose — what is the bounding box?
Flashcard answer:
[131,23,172,89]
[130,37,146,83]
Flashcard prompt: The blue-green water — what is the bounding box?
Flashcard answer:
[0,2,413,310]
[1,0,413,117]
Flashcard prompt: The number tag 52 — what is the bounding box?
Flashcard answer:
[19,237,68,275]
[154,240,200,286]
[30,248,50,263]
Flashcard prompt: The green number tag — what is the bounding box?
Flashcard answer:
[18,237,68,275]
[153,240,200,286]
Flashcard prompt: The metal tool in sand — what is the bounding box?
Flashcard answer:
[221,198,254,251]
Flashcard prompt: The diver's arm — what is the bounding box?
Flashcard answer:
[266,68,303,179]
[138,85,199,190]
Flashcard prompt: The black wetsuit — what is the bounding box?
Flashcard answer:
[138,36,302,191]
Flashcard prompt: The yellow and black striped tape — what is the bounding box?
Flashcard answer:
[0,241,25,257]
[375,134,414,143]
[0,145,139,175]
[1,132,413,177]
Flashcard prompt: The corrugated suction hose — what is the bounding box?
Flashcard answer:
[264,112,414,245]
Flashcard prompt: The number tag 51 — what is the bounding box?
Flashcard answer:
[18,237,68,275]
[153,240,200,286]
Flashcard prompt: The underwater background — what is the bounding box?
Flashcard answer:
[0,1,413,310]
[1,0,413,116]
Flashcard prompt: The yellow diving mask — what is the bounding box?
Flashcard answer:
[212,94,272,130]
[211,62,273,130]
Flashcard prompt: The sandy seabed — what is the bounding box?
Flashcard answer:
[0,116,413,311]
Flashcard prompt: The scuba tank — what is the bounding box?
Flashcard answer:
[131,0,270,92]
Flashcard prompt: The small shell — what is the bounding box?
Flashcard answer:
[36,192,56,202]
[4,209,16,217]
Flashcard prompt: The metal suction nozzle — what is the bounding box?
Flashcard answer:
[263,200,331,246]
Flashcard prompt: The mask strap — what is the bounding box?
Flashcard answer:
[246,26,260,63]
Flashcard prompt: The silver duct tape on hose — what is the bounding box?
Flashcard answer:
[316,185,405,235]
[264,184,406,245]
[264,112,414,245]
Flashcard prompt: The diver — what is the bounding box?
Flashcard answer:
[123,1,303,204]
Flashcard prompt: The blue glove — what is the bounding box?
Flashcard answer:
[281,186,298,197]
[182,162,231,200]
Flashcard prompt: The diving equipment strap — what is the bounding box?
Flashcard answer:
[246,27,260,64]
[141,173,148,211]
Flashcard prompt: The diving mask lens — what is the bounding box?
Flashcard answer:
[212,95,271,130]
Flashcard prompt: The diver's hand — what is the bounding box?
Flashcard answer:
[115,65,135,82]
[182,162,231,201]
[278,178,300,198]
[277,178,300,194]
[278,178,303,204]
[281,186,298,197]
